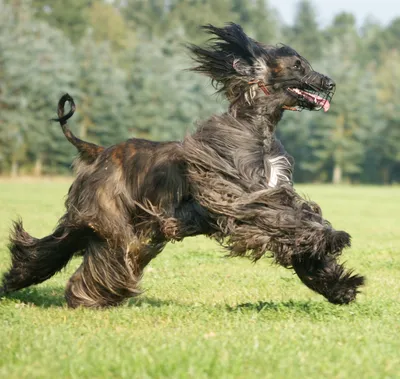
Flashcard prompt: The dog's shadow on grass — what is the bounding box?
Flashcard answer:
[3,288,355,315]
[3,287,66,308]
[2,287,178,309]
[227,300,336,315]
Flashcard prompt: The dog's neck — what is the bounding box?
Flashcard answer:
[229,95,284,136]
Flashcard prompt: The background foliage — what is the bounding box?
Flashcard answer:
[0,0,399,183]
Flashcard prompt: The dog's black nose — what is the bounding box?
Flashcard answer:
[325,78,336,91]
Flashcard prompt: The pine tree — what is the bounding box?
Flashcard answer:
[124,33,224,141]
[383,18,400,51]
[303,37,378,184]
[231,0,278,42]
[118,0,169,39]
[285,0,324,60]
[0,0,77,175]
[88,1,134,52]
[75,32,130,147]
[31,0,91,43]
[368,49,400,183]
[167,0,235,44]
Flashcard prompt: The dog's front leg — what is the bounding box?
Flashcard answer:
[291,254,365,304]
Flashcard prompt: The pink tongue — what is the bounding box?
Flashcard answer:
[322,99,330,112]
[299,90,330,112]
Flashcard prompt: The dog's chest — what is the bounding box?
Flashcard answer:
[267,156,292,187]
[261,138,294,188]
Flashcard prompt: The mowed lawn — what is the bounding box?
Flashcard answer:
[0,179,399,379]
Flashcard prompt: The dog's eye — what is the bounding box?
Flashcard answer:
[293,60,302,70]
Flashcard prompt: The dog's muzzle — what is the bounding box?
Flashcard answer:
[287,72,336,112]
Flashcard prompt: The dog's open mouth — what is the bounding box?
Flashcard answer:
[287,88,331,112]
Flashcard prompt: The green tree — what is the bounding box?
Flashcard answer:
[360,20,385,64]
[31,0,91,43]
[0,0,77,175]
[75,33,130,148]
[124,33,224,141]
[88,1,134,51]
[303,38,379,184]
[117,0,168,39]
[167,0,235,43]
[366,49,400,183]
[285,0,324,60]
[382,18,400,51]
[231,0,278,42]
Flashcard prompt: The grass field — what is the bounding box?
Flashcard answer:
[0,179,399,379]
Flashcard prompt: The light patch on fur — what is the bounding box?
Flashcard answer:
[244,85,257,105]
[244,58,268,105]
[253,58,268,77]
[268,156,292,187]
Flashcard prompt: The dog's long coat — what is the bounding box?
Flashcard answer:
[0,24,364,308]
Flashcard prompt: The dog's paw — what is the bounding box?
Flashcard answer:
[326,272,365,305]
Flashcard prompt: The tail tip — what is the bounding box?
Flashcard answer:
[51,93,76,123]
[60,93,73,103]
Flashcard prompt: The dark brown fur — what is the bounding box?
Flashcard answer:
[0,24,364,308]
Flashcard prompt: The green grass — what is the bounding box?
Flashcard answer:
[1,180,399,379]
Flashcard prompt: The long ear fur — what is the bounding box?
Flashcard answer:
[188,23,267,90]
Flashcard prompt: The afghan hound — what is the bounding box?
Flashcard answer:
[0,23,364,308]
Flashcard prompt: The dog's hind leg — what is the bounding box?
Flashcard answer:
[291,255,365,304]
[65,235,144,308]
[0,218,90,296]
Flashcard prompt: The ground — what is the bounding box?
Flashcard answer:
[0,179,399,378]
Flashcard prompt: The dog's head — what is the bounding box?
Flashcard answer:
[189,23,335,112]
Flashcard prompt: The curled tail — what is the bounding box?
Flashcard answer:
[0,220,92,295]
[52,93,104,163]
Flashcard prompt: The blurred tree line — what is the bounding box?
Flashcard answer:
[0,0,399,183]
